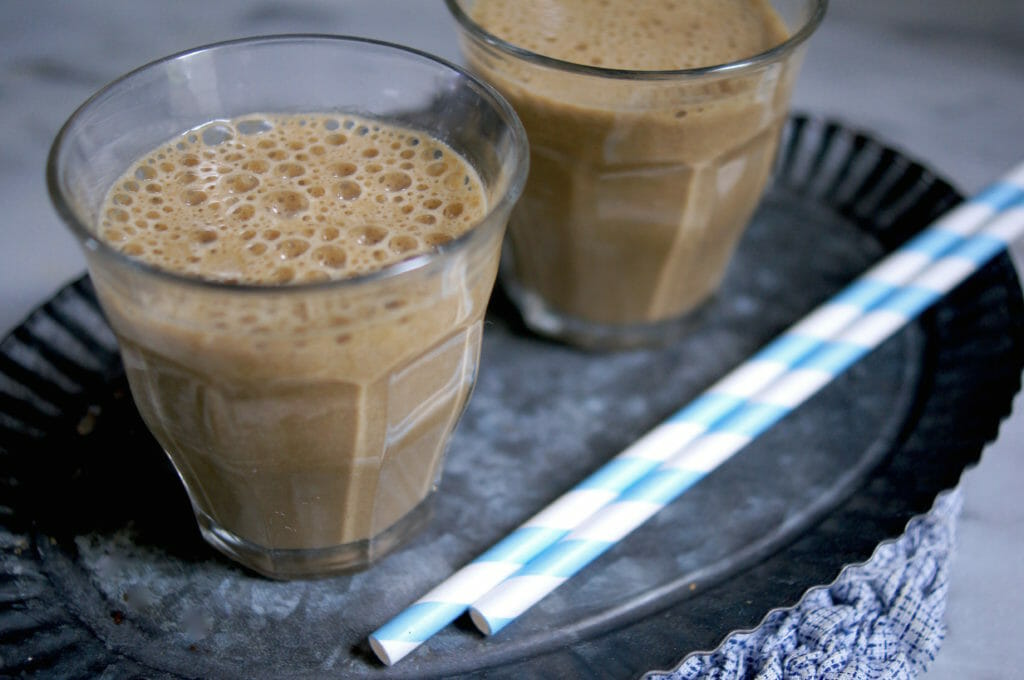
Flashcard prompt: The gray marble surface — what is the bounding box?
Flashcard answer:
[2,1,1021,677]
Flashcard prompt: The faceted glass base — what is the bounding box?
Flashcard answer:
[503,274,715,351]
[195,495,434,580]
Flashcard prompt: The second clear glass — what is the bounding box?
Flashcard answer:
[448,0,827,349]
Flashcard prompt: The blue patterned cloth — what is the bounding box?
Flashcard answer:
[645,490,961,680]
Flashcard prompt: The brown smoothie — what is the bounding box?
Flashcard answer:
[92,113,493,559]
[461,0,796,327]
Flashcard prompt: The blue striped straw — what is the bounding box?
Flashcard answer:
[468,187,1024,636]
[369,164,1024,664]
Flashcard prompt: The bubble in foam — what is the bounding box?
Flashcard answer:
[329,162,357,177]
[276,162,305,178]
[304,270,330,283]
[443,174,466,191]
[224,173,259,193]
[193,229,218,244]
[183,189,207,206]
[107,208,130,222]
[271,267,295,284]
[237,118,273,135]
[239,159,267,174]
[380,171,412,192]
[335,181,361,201]
[312,245,347,269]
[425,162,447,178]
[425,232,452,247]
[265,190,309,217]
[201,124,233,146]
[277,238,310,260]
[354,225,387,246]
[389,235,419,253]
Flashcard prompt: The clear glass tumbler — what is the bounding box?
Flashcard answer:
[448,0,827,349]
[47,35,528,578]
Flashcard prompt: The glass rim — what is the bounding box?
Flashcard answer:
[46,33,530,295]
[445,0,828,80]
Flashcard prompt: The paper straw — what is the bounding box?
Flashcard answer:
[468,190,1024,635]
[369,164,1024,664]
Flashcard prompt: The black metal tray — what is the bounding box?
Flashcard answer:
[2,116,1022,679]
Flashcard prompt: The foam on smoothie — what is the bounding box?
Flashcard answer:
[469,0,788,71]
[98,113,486,284]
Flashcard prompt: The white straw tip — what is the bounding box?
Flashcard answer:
[368,636,413,666]
[469,607,495,636]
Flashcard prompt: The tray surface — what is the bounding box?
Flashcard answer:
[2,116,1022,678]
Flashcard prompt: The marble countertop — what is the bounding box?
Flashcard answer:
[2,1,1021,677]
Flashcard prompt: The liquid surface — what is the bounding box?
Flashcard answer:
[469,0,788,70]
[98,113,486,284]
